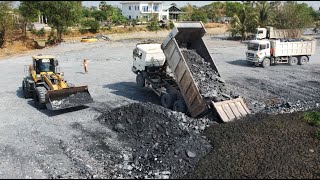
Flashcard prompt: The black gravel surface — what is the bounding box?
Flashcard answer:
[181,49,237,102]
[186,110,320,179]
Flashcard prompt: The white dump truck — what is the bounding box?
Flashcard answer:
[132,22,250,122]
[246,27,317,67]
[255,26,302,39]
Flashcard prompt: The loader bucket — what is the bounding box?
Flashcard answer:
[212,97,251,122]
[45,86,93,110]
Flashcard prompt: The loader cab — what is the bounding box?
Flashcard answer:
[32,55,58,74]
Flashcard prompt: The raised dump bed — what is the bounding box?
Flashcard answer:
[161,22,250,122]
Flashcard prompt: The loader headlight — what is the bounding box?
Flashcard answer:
[36,74,40,78]
[60,72,64,76]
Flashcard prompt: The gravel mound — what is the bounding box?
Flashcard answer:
[187,110,320,179]
[181,49,237,102]
[97,102,214,179]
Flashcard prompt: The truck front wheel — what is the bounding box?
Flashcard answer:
[262,58,270,68]
[298,56,308,65]
[136,73,145,87]
[289,57,298,66]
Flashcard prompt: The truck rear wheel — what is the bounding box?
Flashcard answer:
[289,57,298,66]
[136,73,145,87]
[262,58,270,68]
[173,100,187,113]
[298,56,308,65]
[161,93,176,109]
[33,86,47,109]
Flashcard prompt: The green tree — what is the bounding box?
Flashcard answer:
[91,9,108,22]
[190,9,208,23]
[272,2,314,29]
[19,1,40,37]
[201,2,226,22]
[228,5,258,40]
[0,1,14,47]
[180,3,194,21]
[225,2,243,17]
[40,1,82,42]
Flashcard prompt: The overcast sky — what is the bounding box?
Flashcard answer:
[82,1,320,10]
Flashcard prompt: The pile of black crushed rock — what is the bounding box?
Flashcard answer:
[186,110,320,179]
[97,102,216,179]
[181,49,238,102]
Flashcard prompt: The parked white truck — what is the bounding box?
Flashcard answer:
[246,27,317,68]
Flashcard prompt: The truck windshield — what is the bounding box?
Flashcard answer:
[248,43,259,51]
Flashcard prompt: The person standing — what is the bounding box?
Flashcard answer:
[82,58,88,73]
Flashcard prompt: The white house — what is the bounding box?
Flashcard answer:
[120,1,169,22]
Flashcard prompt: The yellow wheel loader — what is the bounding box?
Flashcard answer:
[22,55,93,110]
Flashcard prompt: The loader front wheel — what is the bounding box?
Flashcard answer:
[173,100,187,113]
[34,86,47,109]
[161,93,175,109]
[136,73,145,87]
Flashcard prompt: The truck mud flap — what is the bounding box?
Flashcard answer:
[45,86,93,110]
[212,97,250,122]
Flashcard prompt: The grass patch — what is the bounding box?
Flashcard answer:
[304,111,320,126]
[304,111,320,139]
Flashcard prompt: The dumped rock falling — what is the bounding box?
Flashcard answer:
[181,49,238,102]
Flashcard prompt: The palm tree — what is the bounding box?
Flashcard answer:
[228,6,258,40]
[256,1,272,27]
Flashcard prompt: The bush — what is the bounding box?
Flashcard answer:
[31,28,46,37]
[169,21,174,29]
[147,20,160,31]
[81,19,100,33]
[79,28,88,34]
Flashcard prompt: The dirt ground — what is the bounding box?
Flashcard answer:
[187,110,320,179]
[0,30,319,178]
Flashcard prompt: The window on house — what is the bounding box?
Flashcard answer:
[153,5,158,12]
[136,16,139,19]
[135,6,136,10]
[129,15,131,20]
[129,6,131,10]
[143,6,148,12]
[138,6,139,10]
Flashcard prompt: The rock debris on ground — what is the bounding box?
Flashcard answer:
[97,102,214,179]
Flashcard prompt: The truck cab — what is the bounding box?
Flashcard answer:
[132,43,166,74]
[246,40,271,66]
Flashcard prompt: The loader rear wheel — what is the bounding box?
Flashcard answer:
[22,80,31,99]
[161,93,176,109]
[136,73,145,87]
[34,86,47,109]
[173,100,187,113]
[289,57,298,66]
[298,56,308,65]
